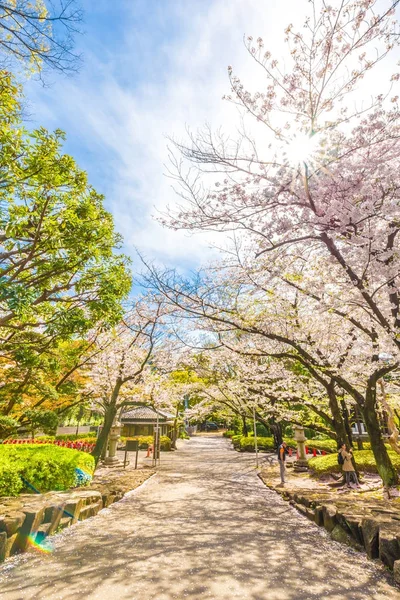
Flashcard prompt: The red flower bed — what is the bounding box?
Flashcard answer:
[2,438,95,453]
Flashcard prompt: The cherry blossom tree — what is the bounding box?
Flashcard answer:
[159,1,400,488]
[87,297,166,464]
[142,258,400,487]
[184,346,340,445]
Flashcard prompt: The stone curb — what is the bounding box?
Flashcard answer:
[258,472,400,586]
[0,469,155,564]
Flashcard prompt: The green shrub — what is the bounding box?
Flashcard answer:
[232,435,299,452]
[223,430,235,438]
[55,432,96,441]
[160,436,172,451]
[0,458,23,496]
[35,435,56,442]
[256,423,270,437]
[309,450,400,476]
[120,435,172,451]
[0,415,19,440]
[360,442,391,451]
[0,445,95,496]
[179,431,190,439]
[231,435,243,448]
[238,437,271,452]
[305,439,337,453]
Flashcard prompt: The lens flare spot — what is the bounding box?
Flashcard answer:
[27,534,54,554]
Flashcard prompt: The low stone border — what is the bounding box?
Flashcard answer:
[259,469,400,585]
[0,468,155,563]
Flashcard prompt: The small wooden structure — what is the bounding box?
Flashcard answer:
[121,404,174,438]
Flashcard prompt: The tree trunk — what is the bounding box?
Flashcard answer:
[242,414,249,437]
[354,405,364,450]
[270,420,283,448]
[327,382,350,449]
[340,397,353,448]
[362,388,398,487]
[171,404,180,450]
[91,403,117,467]
[378,379,400,455]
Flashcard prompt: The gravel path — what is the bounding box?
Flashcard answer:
[0,435,398,600]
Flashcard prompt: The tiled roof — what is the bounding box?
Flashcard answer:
[121,405,174,422]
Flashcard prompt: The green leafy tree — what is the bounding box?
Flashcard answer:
[24,408,58,438]
[0,75,131,341]
[0,75,131,424]
[0,414,18,439]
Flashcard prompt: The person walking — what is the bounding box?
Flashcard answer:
[278,440,288,484]
[339,443,360,488]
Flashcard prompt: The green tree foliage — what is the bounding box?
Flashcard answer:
[0,74,131,336]
[24,408,58,436]
[0,74,131,422]
[0,414,18,438]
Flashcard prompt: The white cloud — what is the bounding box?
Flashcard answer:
[25,0,399,270]
[24,0,296,268]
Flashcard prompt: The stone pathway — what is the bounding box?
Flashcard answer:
[0,436,398,600]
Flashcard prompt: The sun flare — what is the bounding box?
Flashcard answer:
[285,133,319,166]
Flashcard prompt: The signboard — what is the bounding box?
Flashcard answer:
[124,439,139,468]
[126,440,139,452]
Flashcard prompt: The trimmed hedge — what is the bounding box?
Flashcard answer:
[34,433,96,442]
[120,435,172,451]
[305,439,337,453]
[309,450,400,476]
[0,444,95,496]
[0,459,22,497]
[230,435,337,454]
[223,430,235,438]
[55,432,96,441]
[232,436,297,452]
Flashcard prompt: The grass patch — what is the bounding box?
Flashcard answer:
[309,450,400,476]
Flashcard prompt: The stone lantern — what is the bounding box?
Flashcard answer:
[104,419,122,467]
[293,424,308,472]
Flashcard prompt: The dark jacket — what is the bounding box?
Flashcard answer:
[278,444,288,462]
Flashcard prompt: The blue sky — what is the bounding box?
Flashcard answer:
[23,0,398,272]
[23,0,294,271]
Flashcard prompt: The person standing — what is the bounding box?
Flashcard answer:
[339,443,360,488]
[278,441,288,484]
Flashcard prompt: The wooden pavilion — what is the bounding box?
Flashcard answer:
[120,404,175,438]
